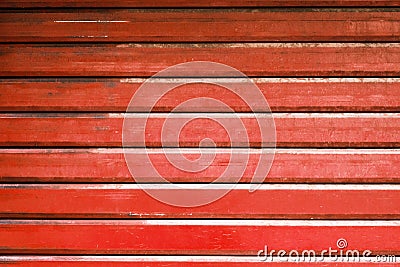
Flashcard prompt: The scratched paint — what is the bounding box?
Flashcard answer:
[1,1,399,262]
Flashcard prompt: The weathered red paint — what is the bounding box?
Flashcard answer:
[1,185,399,219]
[2,44,400,77]
[1,1,399,262]
[1,256,398,266]
[0,149,399,183]
[2,10,400,42]
[0,113,398,147]
[0,220,399,255]
[1,0,400,7]
[1,79,399,112]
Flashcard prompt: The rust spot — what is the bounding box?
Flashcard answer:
[95,126,110,131]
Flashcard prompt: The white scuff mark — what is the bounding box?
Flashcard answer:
[75,35,109,38]
[120,77,400,83]
[115,43,400,48]
[0,256,399,263]
[4,148,400,155]
[3,184,400,191]
[5,219,400,227]
[3,112,399,119]
[119,112,400,119]
[128,212,166,217]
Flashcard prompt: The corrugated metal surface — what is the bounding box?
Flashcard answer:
[0,1,399,265]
